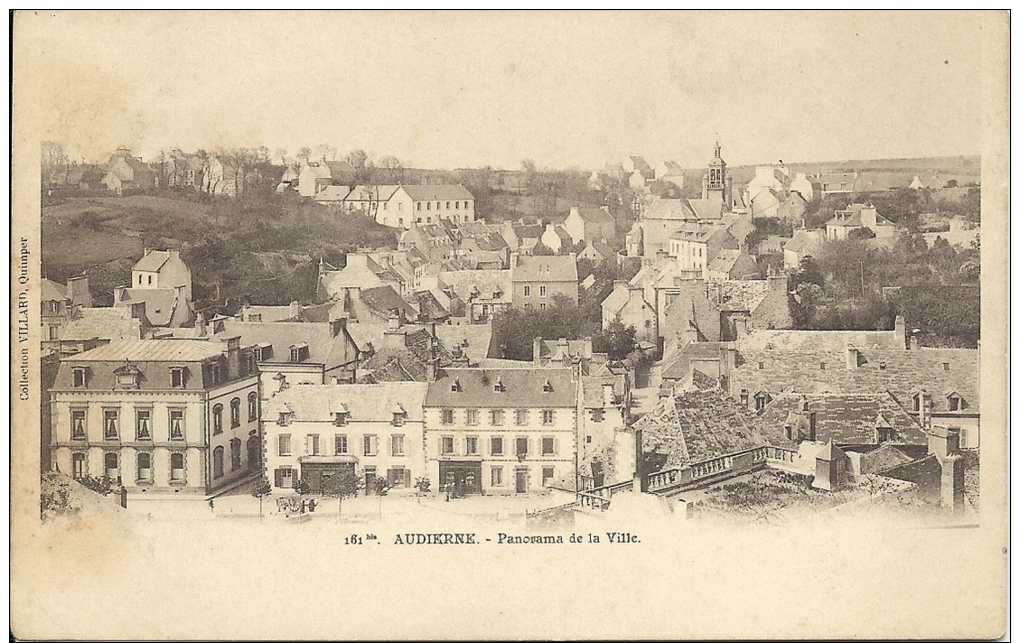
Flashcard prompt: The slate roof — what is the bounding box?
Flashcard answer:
[434,323,495,363]
[399,184,474,202]
[62,307,142,341]
[857,443,916,474]
[633,389,783,468]
[359,328,451,383]
[758,392,927,446]
[661,341,729,381]
[574,207,615,224]
[113,288,179,326]
[358,285,418,320]
[314,185,351,202]
[216,320,359,371]
[438,270,511,302]
[536,338,594,362]
[325,161,357,178]
[584,241,616,260]
[413,290,450,320]
[600,287,630,315]
[737,328,904,352]
[133,250,174,273]
[511,254,578,283]
[711,279,771,312]
[728,346,979,415]
[425,367,576,408]
[345,185,400,201]
[512,224,544,239]
[41,278,69,302]
[685,198,724,220]
[785,229,825,254]
[826,204,895,228]
[642,198,694,221]
[68,339,228,362]
[263,382,428,423]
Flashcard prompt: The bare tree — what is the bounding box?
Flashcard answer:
[41,140,68,186]
[297,147,312,165]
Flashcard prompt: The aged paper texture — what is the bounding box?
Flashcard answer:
[10,10,1008,640]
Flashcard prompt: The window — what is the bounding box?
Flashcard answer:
[391,434,405,456]
[465,201,470,210]
[363,435,377,456]
[948,394,962,412]
[50,300,61,313]
[754,392,771,412]
[399,203,404,211]
[758,362,764,370]
[426,202,431,210]
[455,201,460,210]
[170,367,185,388]
[71,409,86,440]
[450,379,462,392]
[212,404,223,435]
[137,452,152,482]
[383,202,388,210]
[515,409,529,425]
[493,379,505,393]
[441,409,454,424]
[169,409,184,440]
[135,409,152,440]
[103,409,119,440]
[441,436,455,455]
[398,218,404,226]
[230,398,241,428]
[819,362,826,370]
[72,367,87,388]
[542,437,555,456]
[213,447,224,478]
[248,314,262,322]
[387,467,407,487]
[912,394,921,413]
[740,389,749,407]
[516,437,528,457]
[49,325,59,340]
[138,274,143,285]
[491,467,503,486]
[392,411,405,426]
[335,434,348,455]
[446,201,451,210]
[591,408,604,422]
[104,452,119,479]
[585,435,592,444]
[542,380,553,393]
[71,452,86,479]
[540,285,547,297]
[230,439,241,470]
[943,362,950,371]
[523,285,531,297]
[489,409,504,425]
[274,467,295,488]
[465,436,479,455]
[466,409,479,425]
[491,436,504,456]
[542,467,555,487]
[147,275,153,286]
[542,410,555,425]
[540,303,546,310]
[278,434,292,456]
[307,434,321,456]
[248,392,258,422]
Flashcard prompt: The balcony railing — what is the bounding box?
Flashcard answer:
[646,444,799,493]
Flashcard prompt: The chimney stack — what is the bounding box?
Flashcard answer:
[602,383,615,408]
[330,316,347,338]
[195,311,207,337]
[846,346,860,369]
[909,330,920,351]
[894,315,906,348]
[532,337,543,363]
[67,276,92,309]
[289,300,302,320]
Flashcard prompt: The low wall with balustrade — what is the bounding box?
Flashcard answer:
[645,444,799,494]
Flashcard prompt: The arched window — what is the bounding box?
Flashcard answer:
[247,392,258,422]
[230,398,241,428]
[71,452,86,479]
[213,446,224,479]
[213,404,223,435]
[104,452,119,479]
[137,452,152,482]
[230,439,241,471]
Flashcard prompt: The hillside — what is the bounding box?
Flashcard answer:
[42,190,399,313]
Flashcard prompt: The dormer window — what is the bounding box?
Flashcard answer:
[451,378,462,393]
[542,379,553,393]
[493,378,505,393]
[277,412,292,426]
[757,362,764,370]
[879,362,887,371]
[754,391,771,412]
[253,343,272,362]
[819,362,826,370]
[912,393,921,413]
[170,366,186,388]
[876,426,893,443]
[290,343,309,363]
[740,389,749,407]
[333,403,349,426]
[114,364,141,389]
[72,366,87,388]
[943,362,950,371]
[947,393,963,412]
[392,403,406,426]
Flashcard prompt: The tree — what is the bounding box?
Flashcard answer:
[379,155,405,183]
[41,140,68,186]
[322,469,363,522]
[297,147,312,165]
[345,149,369,170]
[251,476,273,522]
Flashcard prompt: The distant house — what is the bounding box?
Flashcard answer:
[434,269,511,323]
[298,163,333,197]
[40,276,91,346]
[510,253,579,309]
[789,172,821,201]
[655,161,685,188]
[203,156,244,198]
[577,373,635,490]
[577,240,616,264]
[113,249,194,329]
[623,155,653,177]
[391,185,475,226]
[532,337,606,370]
[668,222,739,278]
[211,317,360,394]
[540,224,573,254]
[563,206,615,245]
[826,204,896,240]
[817,171,861,195]
[314,185,351,206]
[317,252,404,307]
[399,223,457,264]
[776,192,808,223]
[783,229,825,269]
[705,249,758,281]
[44,307,146,357]
[344,185,400,221]
[166,150,206,190]
[101,148,156,193]
[601,281,657,343]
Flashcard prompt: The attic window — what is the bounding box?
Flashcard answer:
[740,389,749,407]
[170,366,186,388]
[876,426,894,443]
[943,362,950,371]
[253,343,272,362]
[451,378,462,393]
[289,343,309,363]
[753,391,771,412]
[114,364,141,389]
[542,379,553,393]
[947,394,963,412]
[72,366,88,388]
[819,362,826,370]
[912,393,921,413]
[334,411,348,426]
[277,412,292,426]
[493,378,505,393]
[757,361,764,370]
[879,362,887,371]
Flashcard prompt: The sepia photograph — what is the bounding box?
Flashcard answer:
[10,10,1009,640]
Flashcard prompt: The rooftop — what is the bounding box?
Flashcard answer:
[425,367,576,408]
[264,382,428,423]
[65,339,228,363]
[511,254,578,283]
[399,184,474,202]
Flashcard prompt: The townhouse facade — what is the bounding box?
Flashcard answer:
[509,253,579,309]
[49,339,261,496]
[263,383,428,494]
[424,368,577,495]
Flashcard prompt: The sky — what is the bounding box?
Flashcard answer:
[21,10,987,170]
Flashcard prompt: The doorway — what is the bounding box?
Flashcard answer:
[515,469,528,494]
[439,461,483,496]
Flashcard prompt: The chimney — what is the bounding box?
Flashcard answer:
[918,391,933,430]
[143,247,152,256]
[846,346,860,369]
[274,372,289,393]
[115,285,128,302]
[894,315,906,348]
[602,383,615,408]
[533,337,543,363]
[195,311,207,337]
[289,300,302,320]
[226,336,241,378]
[330,316,347,338]
[909,330,920,351]
[928,425,960,462]
[732,316,749,339]
[67,276,92,308]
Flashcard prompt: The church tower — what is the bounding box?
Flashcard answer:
[701,142,733,211]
